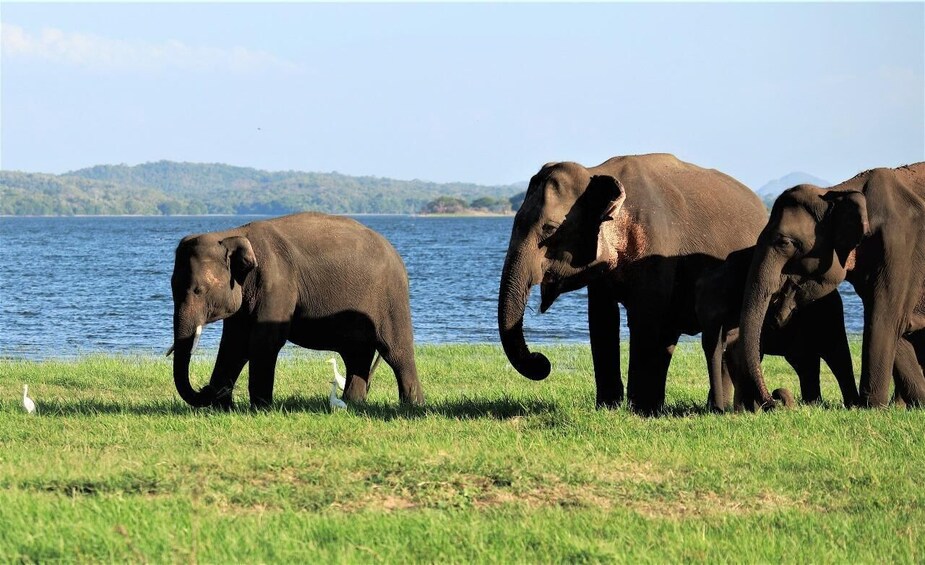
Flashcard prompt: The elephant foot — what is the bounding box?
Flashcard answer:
[249,395,273,411]
[400,393,425,407]
[595,389,624,410]
[628,399,663,417]
[212,397,234,411]
[211,386,234,411]
[400,387,425,407]
[343,378,369,404]
[596,398,623,410]
[707,402,727,414]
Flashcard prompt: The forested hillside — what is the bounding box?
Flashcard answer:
[0,161,522,215]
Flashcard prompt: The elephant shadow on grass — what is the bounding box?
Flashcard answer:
[275,394,561,421]
[25,396,808,419]
[28,396,560,420]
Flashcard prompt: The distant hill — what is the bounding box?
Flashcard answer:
[0,161,523,216]
[757,172,831,207]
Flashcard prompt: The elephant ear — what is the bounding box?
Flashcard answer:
[220,236,258,285]
[587,175,627,223]
[568,175,627,266]
[821,190,869,267]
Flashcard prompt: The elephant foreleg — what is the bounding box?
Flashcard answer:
[588,280,622,409]
[860,287,911,407]
[702,323,726,413]
[247,322,289,409]
[626,321,678,416]
[207,317,250,410]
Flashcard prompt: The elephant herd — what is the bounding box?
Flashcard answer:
[167,153,925,414]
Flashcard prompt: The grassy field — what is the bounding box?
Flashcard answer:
[1,343,923,563]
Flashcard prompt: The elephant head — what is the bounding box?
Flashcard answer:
[168,233,257,407]
[738,184,868,406]
[498,163,627,380]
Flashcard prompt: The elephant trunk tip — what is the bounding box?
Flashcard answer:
[769,388,796,409]
[515,352,552,381]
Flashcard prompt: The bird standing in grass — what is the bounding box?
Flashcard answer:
[327,358,347,391]
[329,380,347,411]
[22,385,35,414]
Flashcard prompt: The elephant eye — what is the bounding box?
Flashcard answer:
[193,286,204,296]
[774,236,801,252]
[538,223,559,246]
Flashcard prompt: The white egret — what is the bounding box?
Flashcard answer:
[22,385,36,414]
[327,358,347,391]
[329,381,347,411]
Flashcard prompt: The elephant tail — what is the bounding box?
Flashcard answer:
[370,352,383,377]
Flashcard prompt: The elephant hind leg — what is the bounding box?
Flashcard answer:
[378,340,423,406]
[786,352,822,404]
[373,320,423,406]
[375,301,424,406]
[341,347,376,404]
[893,337,925,408]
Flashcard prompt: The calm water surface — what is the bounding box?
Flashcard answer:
[0,216,863,359]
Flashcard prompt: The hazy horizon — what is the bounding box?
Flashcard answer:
[2,3,923,189]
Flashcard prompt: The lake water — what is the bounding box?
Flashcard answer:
[0,216,864,359]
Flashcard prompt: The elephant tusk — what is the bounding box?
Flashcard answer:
[191,325,202,354]
[167,325,202,357]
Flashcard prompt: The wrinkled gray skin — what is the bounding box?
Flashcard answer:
[498,153,768,414]
[696,246,858,412]
[738,163,925,409]
[169,212,423,409]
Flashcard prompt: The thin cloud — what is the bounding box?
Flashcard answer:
[1,23,300,74]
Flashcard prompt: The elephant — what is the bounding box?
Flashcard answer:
[498,153,768,413]
[695,245,859,412]
[167,212,424,409]
[737,163,925,409]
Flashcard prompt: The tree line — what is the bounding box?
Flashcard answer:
[419,193,526,215]
[0,161,523,216]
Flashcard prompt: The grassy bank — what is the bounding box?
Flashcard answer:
[1,343,923,562]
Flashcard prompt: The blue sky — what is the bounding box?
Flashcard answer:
[2,3,923,189]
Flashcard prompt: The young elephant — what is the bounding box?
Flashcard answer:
[696,246,859,411]
[168,212,423,409]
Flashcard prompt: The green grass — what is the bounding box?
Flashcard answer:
[1,343,923,563]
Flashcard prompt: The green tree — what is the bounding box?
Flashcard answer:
[420,196,468,214]
[509,191,526,211]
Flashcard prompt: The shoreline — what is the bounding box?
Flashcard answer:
[0,338,867,362]
[0,212,516,219]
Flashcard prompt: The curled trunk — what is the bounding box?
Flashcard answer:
[172,314,215,407]
[498,246,550,380]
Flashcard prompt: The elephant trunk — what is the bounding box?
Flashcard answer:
[498,244,551,380]
[738,249,788,409]
[171,310,215,408]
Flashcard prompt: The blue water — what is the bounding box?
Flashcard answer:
[0,216,864,359]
